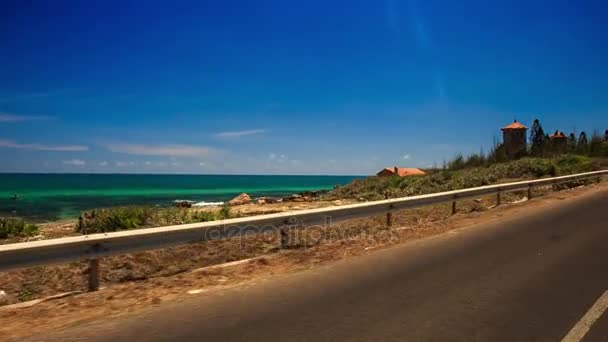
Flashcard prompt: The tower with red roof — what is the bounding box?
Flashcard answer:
[501,120,528,158]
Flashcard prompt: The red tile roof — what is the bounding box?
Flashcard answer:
[501,120,528,130]
[377,167,427,177]
[550,130,566,139]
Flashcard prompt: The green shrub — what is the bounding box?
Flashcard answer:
[218,204,231,219]
[448,153,466,170]
[553,155,593,174]
[77,205,233,234]
[0,218,39,239]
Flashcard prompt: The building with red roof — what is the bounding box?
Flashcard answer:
[501,120,528,158]
[549,130,566,139]
[377,167,427,177]
[501,121,528,131]
[550,130,567,152]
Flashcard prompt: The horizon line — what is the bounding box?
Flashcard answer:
[0,171,367,177]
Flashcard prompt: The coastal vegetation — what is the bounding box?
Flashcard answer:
[330,155,598,201]
[0,218,39,239]
[332,119,606,201]
[76,205,232,234]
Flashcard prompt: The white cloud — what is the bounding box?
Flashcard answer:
[145,161,152,166]
[403,154,411,160]
[115,161,136,167]
[199,162,206,166]
[268,153,288,163]
[99,161,108,166]
[0,113,52,123]
[63,159,86,166]
[0,139,88,152]
[214,129,266,139]
[104,143,213,157]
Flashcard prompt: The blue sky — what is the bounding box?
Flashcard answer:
[1,0,606,175]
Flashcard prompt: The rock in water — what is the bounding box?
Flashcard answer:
[175,201,192,208]
[283,194,306,202]
[228,193,251,206]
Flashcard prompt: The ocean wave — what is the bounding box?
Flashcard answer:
[191,201,225,207]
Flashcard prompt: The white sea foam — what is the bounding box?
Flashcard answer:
[192,201,224,207]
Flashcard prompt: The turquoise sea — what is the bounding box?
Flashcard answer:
[0,174,361,222]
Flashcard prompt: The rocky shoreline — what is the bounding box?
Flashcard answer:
[208,189,352,219]
[175,189,332,208]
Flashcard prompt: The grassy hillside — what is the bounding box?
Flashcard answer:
[329,155,599,201]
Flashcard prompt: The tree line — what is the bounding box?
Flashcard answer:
[528,119,608,157]
[444,119,608,170]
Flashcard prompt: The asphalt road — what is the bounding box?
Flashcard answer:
[36,191,608,342]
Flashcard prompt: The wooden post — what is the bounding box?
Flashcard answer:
[451,201,457,215]
[496,192,502,206]
[78,215,86,235]
[528,185,532,200]
[279,228,289,249]
[387,204,395,228]
[88,259,100,292]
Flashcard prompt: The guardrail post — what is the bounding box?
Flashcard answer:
[528,185,532,200]
[88,259,100,292]
[386,204,395,228]
[451,201,457,215]
[496,191,502,206]
[279,228,289,249]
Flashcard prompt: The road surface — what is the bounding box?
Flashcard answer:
[32,191,608,341]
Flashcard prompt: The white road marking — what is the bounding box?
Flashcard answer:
[562,289,608,342]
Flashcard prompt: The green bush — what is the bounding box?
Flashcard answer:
[219,204,231,219]
[553,155,593,174]
[77,205,233,234]
[0,218,39,239]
